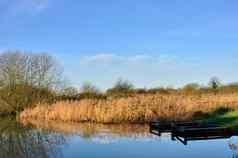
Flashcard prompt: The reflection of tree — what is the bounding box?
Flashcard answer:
[0,118,66,158]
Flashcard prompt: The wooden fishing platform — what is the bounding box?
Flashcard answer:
[149,120,237,145]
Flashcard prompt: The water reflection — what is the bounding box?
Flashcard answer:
[1,118,236,158]
[229,137,238,158]
[149,121,238,145]
[20,119,159,144]
[0,118,66,158]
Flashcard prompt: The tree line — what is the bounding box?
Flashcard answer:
[62,76,238,99]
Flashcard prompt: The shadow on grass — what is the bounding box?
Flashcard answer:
[192,107,238,129]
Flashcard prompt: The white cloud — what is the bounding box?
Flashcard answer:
[80,53,177,65]
[80,54,122,64]
[71,53,199,89]
[157,54,178,64]
[127,55,153,63]
[59,53,238,90]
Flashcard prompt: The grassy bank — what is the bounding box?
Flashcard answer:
[19,94,238,123]
[202,108,238,128]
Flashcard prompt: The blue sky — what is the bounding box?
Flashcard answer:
[0,0,237,89]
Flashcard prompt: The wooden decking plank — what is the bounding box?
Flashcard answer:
[149,119,236,145]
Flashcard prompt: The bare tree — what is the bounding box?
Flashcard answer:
[0,50,64,113]
[0,51,27,90]
[62,87,78,96]
[182,83,200,94]
[107,79,134,94]
[80,82,100,94]
[209,77,221,94]
[0,50,63,90]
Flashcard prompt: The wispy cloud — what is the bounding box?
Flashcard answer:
[70,53,199,89]
[80,54,122,64]
[80,53,178,65]
[1,0,49,16]
[22,0,49,11]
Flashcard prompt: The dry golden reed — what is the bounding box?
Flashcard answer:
[19,94,238,123]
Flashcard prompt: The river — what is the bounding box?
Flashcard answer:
[0,118,237,158]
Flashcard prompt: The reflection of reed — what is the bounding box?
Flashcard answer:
[20,119,161,143]
[0,118,66,158]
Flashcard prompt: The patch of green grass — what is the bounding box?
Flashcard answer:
[204,109,238,129]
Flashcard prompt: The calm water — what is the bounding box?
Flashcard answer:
[1,118,238,158]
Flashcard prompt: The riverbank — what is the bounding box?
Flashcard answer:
[19,94,238,124]
[202,108,238,128]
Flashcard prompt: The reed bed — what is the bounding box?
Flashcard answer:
[19,94,238,123]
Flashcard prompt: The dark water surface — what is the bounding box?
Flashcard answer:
[1,118,238,158]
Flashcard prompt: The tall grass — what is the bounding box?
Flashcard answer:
[19,94,238,123]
